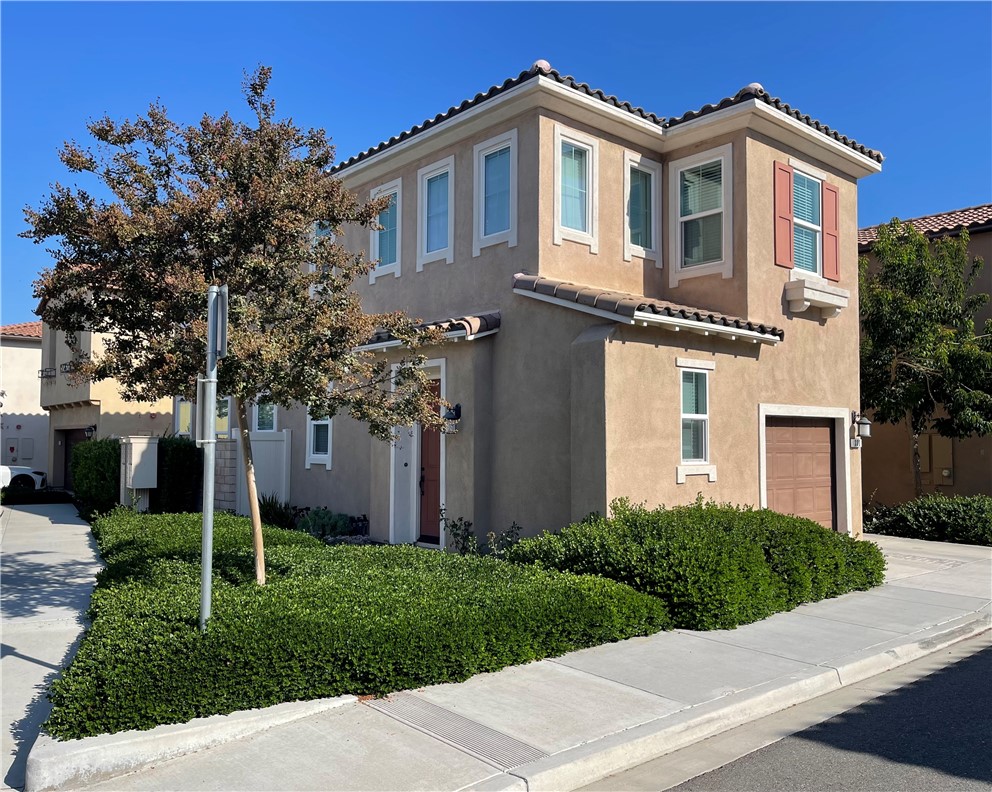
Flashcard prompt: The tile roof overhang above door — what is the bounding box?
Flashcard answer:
[357,311,501,352]
[512,274,783,346]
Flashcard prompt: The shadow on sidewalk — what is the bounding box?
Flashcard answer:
[2,633,86,791]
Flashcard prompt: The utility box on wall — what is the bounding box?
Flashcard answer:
[120,436,158,511]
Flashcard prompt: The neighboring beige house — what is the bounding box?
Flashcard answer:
[859,204,992,505]
[279,60,882,544]
[1,321,49,474]
[39,324,172,488]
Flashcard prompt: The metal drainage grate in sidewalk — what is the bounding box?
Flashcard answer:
[366,692,549,770]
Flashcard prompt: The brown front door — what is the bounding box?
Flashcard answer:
[766,417,836,530]
[418,380,442,544]
[63,428,89,491]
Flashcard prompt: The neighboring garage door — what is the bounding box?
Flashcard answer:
[766,417,836,530]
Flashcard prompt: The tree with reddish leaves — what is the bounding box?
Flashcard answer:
[24,67,444,584]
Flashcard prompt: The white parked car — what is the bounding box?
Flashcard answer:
[0,465,47,490]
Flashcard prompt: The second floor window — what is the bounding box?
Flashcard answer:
[473,129,517,256]
[624,151,660,262]
[679,159,723,267]
[793,171,822,274]
[484,146,511,235]
[370,178,402,283]
[417,156,454,269]
[561,142,589,232]
[553,124,598,252]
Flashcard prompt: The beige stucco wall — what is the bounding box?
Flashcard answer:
[287,101,870,542]
[0,335,49,471]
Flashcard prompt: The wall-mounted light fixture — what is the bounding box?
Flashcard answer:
[83,425,97,440]
[443,404,462,434]
[850,411,872,448]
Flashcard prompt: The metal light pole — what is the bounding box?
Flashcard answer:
[197,284,228,631]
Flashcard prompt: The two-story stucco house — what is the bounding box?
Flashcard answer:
[1,321,49,474]
[277,61,882,545]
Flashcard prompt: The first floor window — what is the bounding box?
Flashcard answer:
[175,398,192,436]
[681,370,709,463]
[216,397,231,439]
[254,400,277,432]
[307,416,332,469]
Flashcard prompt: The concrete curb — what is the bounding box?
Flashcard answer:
[475,607,991,792]
[24,695,356,792]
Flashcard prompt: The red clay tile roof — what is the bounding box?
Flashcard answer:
[858,204,992,247]
[366,312,501,347]
[512,274,784,341]
[0,321,43,339]
[332,63,881,174]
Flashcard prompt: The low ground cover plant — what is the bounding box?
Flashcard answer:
[864,494,991,546]
[46,510,669,740]
[504,500,886,630]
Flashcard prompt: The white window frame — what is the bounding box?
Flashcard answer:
[369,177,402,284]
[215,396,232,440]
[310,222,336,298]
[676,366,716,484]
[791,167,823,279]
[417,155,455,270]
[174,397,193,437]
[623,150,661,264]
[252,400,278,432]
[473,129,518,257]
[553,124,599,253]
[668,143,733,287]
[305,415,332,470]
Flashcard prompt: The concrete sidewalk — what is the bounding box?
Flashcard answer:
[1,503,101,792]
[14,515,992,792]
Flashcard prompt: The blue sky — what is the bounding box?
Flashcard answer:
[2,1,990,325]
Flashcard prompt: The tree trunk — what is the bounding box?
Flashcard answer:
[235,397,266,585]
[911,430,924,498]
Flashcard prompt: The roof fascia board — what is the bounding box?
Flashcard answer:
[514,288,779,346]
[338,80,542,185]
[534,77,665,146]
[664,100,881,179]
[632,310,780,345]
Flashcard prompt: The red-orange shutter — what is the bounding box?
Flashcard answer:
[822,182,840,282]
[774,162,794,268]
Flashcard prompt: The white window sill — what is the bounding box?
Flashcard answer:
[670,259,732,286]
[369,263,400,284]
[305,456,331,471]
[784,278,849,320]
[676,464,717,484]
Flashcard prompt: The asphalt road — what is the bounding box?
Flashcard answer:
[586,634,992,792]
[671,642,992,791]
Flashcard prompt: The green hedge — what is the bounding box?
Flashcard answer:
[46,510,670,739]
[865,494,992,546]
[504,500,886,630]
[71,438,121,519]
[149,436,202,514]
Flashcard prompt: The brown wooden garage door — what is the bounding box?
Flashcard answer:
[766,417,836,530]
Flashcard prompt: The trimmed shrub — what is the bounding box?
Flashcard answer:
[258,493,299,530]
[149,436,202,514]
[71,438,121,519]
[505,500,885,630]
[864,494,992,546]
[46,510,670,739]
